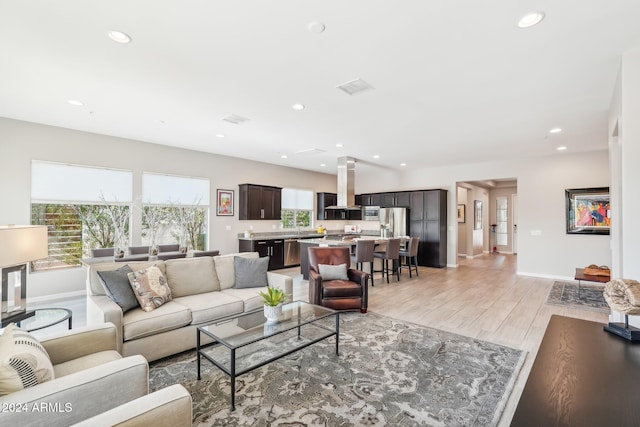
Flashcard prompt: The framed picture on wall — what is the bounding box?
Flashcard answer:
[474,200,483,230]
[216,189,234,216]
[565,187,610,235]
[457,204,466,223]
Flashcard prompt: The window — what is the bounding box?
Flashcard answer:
[496,197,508,246]
[30,161,132,271]
[281,188,313,229]
[141,173,210,251]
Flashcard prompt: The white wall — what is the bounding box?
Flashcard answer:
[457,187,468,256]
[357,150,611,278]
[0,118,338,297]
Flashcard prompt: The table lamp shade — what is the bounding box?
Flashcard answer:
[0,225,49,267]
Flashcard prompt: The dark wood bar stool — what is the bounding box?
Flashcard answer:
[373,238,401,283]
[399,236,420,277]
[350,239,376,286]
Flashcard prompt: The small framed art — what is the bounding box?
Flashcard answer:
[457,204,465,223]
[216,189,234,216]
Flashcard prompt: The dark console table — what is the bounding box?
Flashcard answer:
[511,315,640,426]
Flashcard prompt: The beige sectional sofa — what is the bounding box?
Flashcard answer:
[86,252,293,362]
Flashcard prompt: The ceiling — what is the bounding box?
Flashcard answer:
[2,1,640,176]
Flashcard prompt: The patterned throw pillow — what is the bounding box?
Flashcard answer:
[0,324,55,396]
[127,265,172,312]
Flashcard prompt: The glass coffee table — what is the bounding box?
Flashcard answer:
[17,308,72,332]
[196,301,339,411]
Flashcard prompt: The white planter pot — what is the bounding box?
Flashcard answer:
[263,304,283,323]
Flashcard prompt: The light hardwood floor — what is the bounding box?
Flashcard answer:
[33,254,608,426]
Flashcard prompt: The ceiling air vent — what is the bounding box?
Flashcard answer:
[295,148,326,156]
[336,78,375,96]
[222,114,250,125]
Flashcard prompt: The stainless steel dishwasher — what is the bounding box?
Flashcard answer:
[284,239,300,266]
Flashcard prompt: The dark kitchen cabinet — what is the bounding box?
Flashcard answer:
[381,192,411,207]
[357,193,382,206]
[238,238,284,270]
[317,192,362,220]
[409,189,447,268]
[317,192,337,220]
[239,184,282,220]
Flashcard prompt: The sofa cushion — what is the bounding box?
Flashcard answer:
[0,324,55,396]
[123,302,192,341]
[214,252,259,290]
[234,256,269,289]
[128,265,172,312]
[97,265,138,313]
[172,293,243,325]
[53,350,122,378]
[222,287,269,312]
[164,257,220,297]
[318,263,349,281]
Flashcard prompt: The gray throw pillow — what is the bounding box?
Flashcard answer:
[318,263,349,281]
[234,256,269,289]
[97,265,138,313]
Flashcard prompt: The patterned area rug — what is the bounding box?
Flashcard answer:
[149,312,525,426]
[545,281,610,313]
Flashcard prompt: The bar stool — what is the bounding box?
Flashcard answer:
[373,238,401,283]
[350,239,376,286]
[399,236,419,278]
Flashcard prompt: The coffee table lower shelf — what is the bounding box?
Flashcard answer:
[196,302,339,411]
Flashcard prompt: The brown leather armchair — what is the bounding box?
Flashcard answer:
[308,246,369,313]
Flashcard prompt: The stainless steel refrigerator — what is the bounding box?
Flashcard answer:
[378,207,409,238]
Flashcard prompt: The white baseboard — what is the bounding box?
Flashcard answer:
[516,271,574,282]
[29,290,86,304]
[466,253,484,259]
[446,263,458,268]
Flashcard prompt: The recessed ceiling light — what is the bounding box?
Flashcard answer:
[556,146,568,151]
[281,154,288,159]
[67,100,84,106]
[400,163,407,167]
[291,103,305,111]
[373,154,380,159]
[320,163,326,167]
[549,127,562,134]
[216,134,225,138]
[307,22,326,34]
[108,30,132,44]
[336,144,343,148]
[518,12,545,28]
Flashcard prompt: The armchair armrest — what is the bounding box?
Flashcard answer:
[42,323,118,365]
[308,270,323,305]
[347,269,369,287]
[86,294,124,353]
[0,355,148,427]
[267,271,294,300]
[70,384,192,427]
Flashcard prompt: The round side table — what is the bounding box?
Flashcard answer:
[17,308,73,332]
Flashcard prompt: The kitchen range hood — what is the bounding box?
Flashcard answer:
[326,156,361,210]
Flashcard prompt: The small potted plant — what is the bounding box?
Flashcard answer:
[259,286,287,323]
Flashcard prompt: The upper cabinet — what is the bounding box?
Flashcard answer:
[317,192,363,221]
[380,192,411,207]
[238,184,282,220]
[357,193,382,206]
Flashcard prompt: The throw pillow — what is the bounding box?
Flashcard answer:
[234,256,269,289]
[127,265,172,312]
[97,265,138,313]
[318,263,349,281]
[0,324,55,396]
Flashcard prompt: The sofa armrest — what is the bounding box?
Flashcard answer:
[267,271,293,300]
[0,355,148,427]
[42,323,118,365]
[70,384,192,427]
[87,294,124,353]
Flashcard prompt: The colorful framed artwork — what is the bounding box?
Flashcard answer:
[474,200,482,230]
[457,204,465,223]
[216,189,234,216]
[565,187,610,235]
